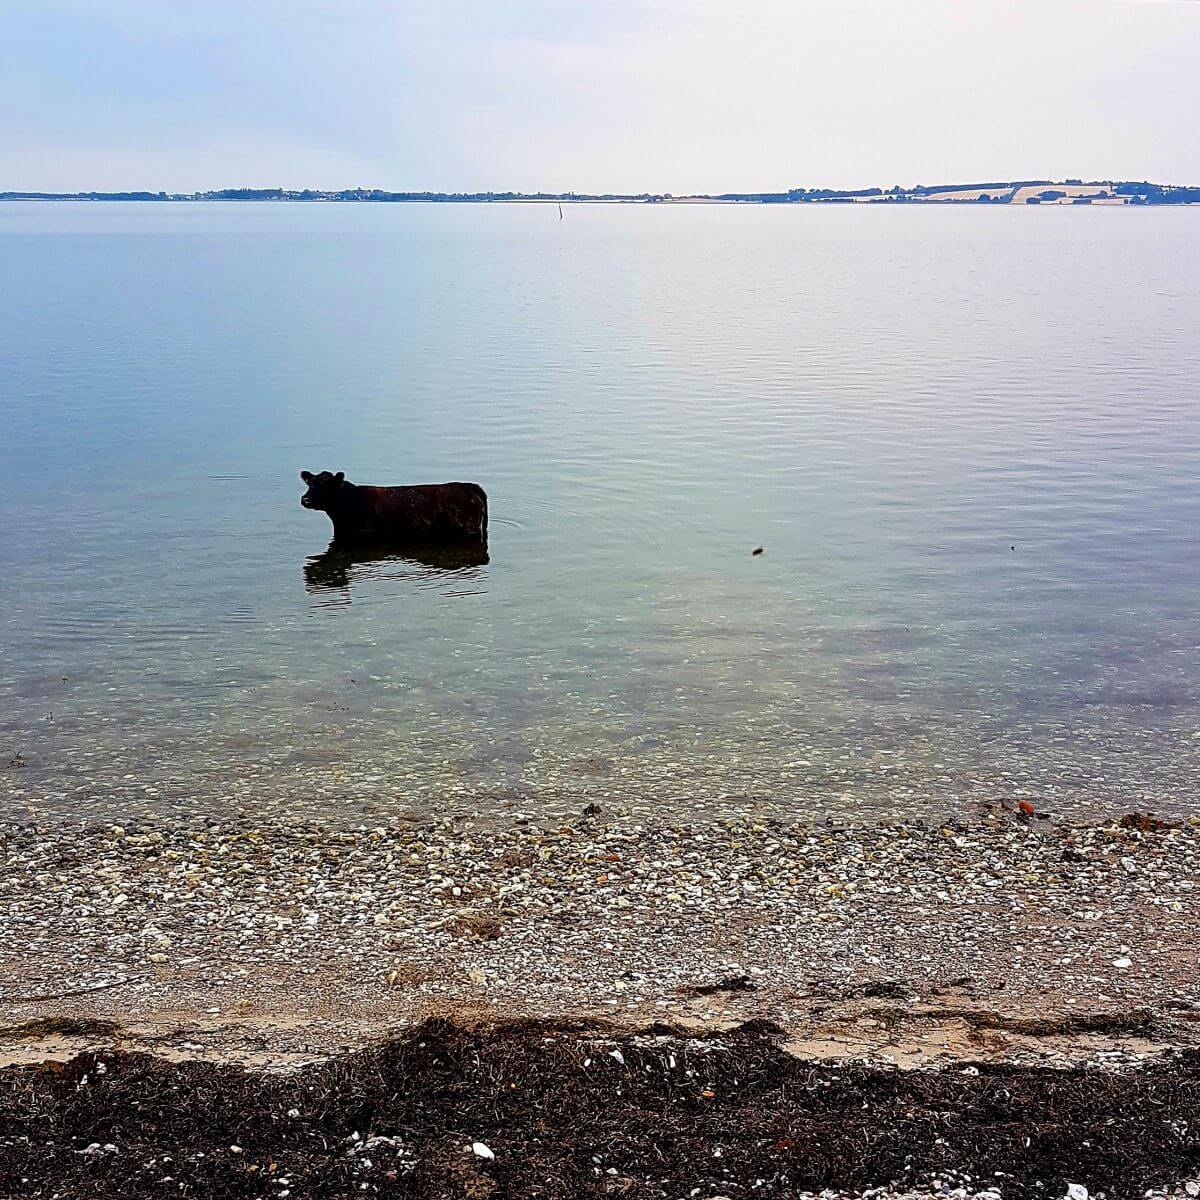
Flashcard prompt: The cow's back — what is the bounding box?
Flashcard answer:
[359,482,487,540]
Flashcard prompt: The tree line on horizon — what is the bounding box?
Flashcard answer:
[3,180,1200,204]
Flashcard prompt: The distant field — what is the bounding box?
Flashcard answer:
[839,188,1008,202]
[1010,183,1116,204]
[920,188,1011,201]
[840,184,1130,205]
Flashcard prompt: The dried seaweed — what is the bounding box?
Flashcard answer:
[1,1019,1197,1199]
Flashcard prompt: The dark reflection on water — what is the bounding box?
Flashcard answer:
[304,538,490,599]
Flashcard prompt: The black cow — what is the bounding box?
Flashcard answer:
[300,471,488,544]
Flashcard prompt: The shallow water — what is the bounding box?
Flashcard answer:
[2,200,1199,823]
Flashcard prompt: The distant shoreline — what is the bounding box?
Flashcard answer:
[4,178,1200,206]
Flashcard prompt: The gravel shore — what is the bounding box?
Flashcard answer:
[2,807,1198,1065]
[3,807,1200,1198]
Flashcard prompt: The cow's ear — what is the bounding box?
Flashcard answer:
[334,471,345,483]
[300,470,313,483]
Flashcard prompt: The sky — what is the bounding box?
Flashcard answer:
[2,0,1199,193]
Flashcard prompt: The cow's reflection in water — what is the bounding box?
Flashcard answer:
[304,537,489,599]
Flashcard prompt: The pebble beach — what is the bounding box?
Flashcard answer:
[3,804,1200,1198]
[3,806,1198,1063]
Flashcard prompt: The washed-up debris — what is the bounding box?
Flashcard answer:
[684,973,757,996]
[2,1019,1199,1199]
[1120,813,1179,833]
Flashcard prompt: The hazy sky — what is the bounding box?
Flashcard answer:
[3,0,1198,192]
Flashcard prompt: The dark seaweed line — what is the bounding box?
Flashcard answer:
[1,1018,1197,1199]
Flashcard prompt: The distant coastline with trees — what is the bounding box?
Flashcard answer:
[3,179,1200,205]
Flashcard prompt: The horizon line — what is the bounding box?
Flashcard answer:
[4,178,1200,206]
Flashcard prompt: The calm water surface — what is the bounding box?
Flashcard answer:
[2,201,1199,823]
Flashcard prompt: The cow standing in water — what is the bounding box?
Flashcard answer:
[300,471,488,545]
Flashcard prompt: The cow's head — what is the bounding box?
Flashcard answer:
[300,470,346,511]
